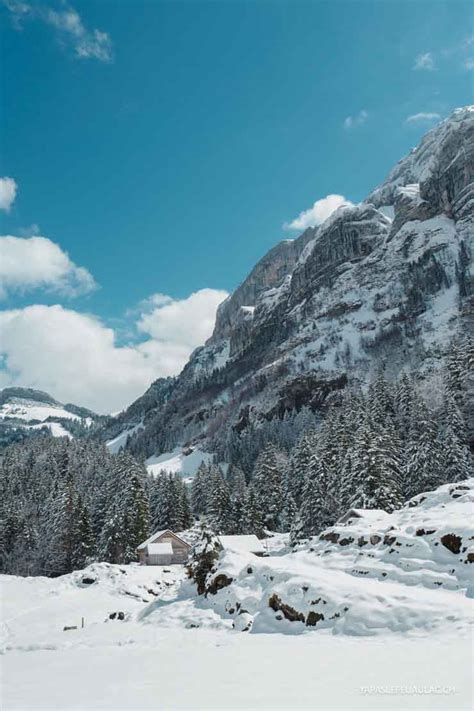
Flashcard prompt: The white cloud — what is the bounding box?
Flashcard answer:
[343,110,368,129]
[464,58,474,70]
[3,1,113,62]
[413,52,435,71]
[284,194,353,231]
[137,289,228,349]
[0,289,228,413]
[0,235,96,298]
[0,177,18,211]
[405,112,441,124]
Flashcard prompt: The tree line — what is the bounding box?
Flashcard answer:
[1,338,471,575]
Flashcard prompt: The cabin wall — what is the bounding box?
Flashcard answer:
[138,532,191,565]
[148,554,173,566]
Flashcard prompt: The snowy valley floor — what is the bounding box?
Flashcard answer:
[2,481,474,710]
[1,561,472,711]
[3,628,473,710]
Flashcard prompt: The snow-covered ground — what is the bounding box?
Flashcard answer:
[1,563,472,710]
[1,480,473,710]
[28,421,73,439]
[106,423,144,454]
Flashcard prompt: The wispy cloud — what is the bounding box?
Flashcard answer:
[284,194,353,231]
[343,110,368,130]
[413,52,435,71]
[3,1,113,62]
[17,223,41,237]
[405,112,441,124]
[0,176,18,211]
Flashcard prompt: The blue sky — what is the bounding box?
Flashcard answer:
[0,0,473,412]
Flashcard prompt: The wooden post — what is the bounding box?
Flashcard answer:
[81,617,84,629]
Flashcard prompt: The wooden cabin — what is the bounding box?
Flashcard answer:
[137,530,191,565]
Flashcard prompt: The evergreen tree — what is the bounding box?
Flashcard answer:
[300,452,336,535]
[349,419,403,512]
[191,463,209,515]
[280,492,298,532]
[242,487,265,538]
[228,466,247,534]
[249,444,283,531]
[71,496,94,570]
[289,509,305,548]
[404,405,445,499]
[207,469,233,534]
[186,523,220,595]
[285,430,316,507]
[442,425,472,483]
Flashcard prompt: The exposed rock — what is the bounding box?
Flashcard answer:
[268,593,305,623]
[108,611,125,621]
[416,528,436,537]
[339,537,354,546]
[207,573,233,595]
[306,611,325,627]
[81,577,96,585]
[440,534,462,554]
[320,531,340,543]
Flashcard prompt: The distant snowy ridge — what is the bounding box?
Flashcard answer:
[0,386,98,440]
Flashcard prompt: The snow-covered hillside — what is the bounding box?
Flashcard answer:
[0,387,98,441]
[2,479,473,709]
[145,446,215,479]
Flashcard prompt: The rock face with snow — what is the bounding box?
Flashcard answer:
[109,107,474,459]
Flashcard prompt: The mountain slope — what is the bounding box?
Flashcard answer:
[106,107,474,463]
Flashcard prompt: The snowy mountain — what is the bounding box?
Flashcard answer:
[0,387,99,441]
[105,107,474,464]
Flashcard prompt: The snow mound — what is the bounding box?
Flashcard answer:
[181,479,474,636]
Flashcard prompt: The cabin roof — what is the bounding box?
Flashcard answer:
[218,534,265,554]
[137,529,190,551]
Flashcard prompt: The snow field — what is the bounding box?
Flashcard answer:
[1,478,473,709]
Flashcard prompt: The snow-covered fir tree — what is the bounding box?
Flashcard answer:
[186,523,220,595]
[248,444,284,531]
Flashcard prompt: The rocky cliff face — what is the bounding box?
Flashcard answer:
[111,107,474,459]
